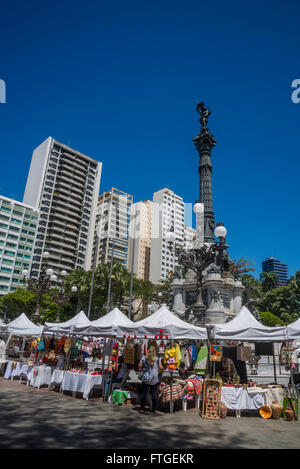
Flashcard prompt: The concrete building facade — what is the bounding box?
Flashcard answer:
[149,188,185,284]
[0,196,39,296]
[261,257,288,286]
[128,200,153,281]
[93,188,133,269]
[23,137,102,278]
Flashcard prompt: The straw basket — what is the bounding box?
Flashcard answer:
[259,405,272,419]
[220,402,227,419]
[271,401,282,420]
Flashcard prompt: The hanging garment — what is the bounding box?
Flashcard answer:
[190,344,198,363]
[64,338,71,354]
[237,345,252,361]
[181,347,191,370]
[37,339,45,351]
[194,345,208,375]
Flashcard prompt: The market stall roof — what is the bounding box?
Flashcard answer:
[210,306,287,342]
[2,313,43,336]
[43,310,91,334]
[287,317,300,340]
[116,304,208,340]
[73,307,134,336]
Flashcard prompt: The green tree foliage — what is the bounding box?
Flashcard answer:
[260,271,280,292]
[0,288,36,322]
[259,311,285,327]
[240,270,300,325]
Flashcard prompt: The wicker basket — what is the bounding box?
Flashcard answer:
[220,402,227,419]
[259,405,272,419]
[271,401,282,420]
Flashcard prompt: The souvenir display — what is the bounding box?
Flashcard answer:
[210,344,222,362]
[123,341,135,365]
[259,405,272,419]
[279,342,295,365]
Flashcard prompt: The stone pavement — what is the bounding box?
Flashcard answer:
[0,378,299,449]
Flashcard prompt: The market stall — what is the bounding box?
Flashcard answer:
[206,306,297,419]
[0,313,44,379]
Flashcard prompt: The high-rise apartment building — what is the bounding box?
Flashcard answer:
[261,257,288,286]
[184,224,196,250]
[128,200,153,280]
[23,137,102,278]
[93,188,133,269]
[0,196,39,296]
[149,188,185,283]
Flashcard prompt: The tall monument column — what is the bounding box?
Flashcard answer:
[193,102,216,244]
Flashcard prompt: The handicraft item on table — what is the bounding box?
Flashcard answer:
[279,342,294,366]
[123,341,135,365]
[210,344,222,362]
[202,379,221,420]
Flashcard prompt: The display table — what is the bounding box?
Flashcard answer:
[27,365,52,388]
[19,364,34,384]
[50,369,65,387]
[220,386,286,417]
[61,371,102,400]
[4,361,21,380]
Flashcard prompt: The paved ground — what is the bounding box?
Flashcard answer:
[0,378,300,449]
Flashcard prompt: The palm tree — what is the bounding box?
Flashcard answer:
[260,271,280,292]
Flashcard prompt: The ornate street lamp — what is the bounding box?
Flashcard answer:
[22,251,53,324]
[48,269,70,323]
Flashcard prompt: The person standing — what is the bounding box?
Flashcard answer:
[138,345,163,414]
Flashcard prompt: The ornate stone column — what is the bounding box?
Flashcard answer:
[193,102,216,244]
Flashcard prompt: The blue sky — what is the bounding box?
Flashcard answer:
[0,0,299,279]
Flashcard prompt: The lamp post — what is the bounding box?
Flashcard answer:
[47,269,70,323]
[22,251,53,324]
[165,210,230,322]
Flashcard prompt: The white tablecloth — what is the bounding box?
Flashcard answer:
[19,364,33,380]
[27,366,52,388]
[221,387,266,410]
[265,387,286,407]
[61,372,102,400]
[4,361,21,379]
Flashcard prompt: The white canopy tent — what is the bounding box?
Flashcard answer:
[287,317,300,340]
[2,313,43,337]
[116,304,208,340]
[73,307,134,337]
[211,306,288,342]
[43,310,92,335]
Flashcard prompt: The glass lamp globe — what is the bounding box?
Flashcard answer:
[46,268,54,276]
[22,269,29,277]
[43,251,50,259]
[193,202,204,214]
[214,225,227,239]
[72,286,78,293]
[158,292,163,298]
[165,231,175,242]
[50,274,57,282]
[61,270,67,276]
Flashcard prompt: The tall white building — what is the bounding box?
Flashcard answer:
[149,188,185,283]
[23,137,102,278]
[0,196,39,296]
[93,188,133,269]
[128,200,153,280]
[184,224,196,250]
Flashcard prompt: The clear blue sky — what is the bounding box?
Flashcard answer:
[0,0,299,279]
